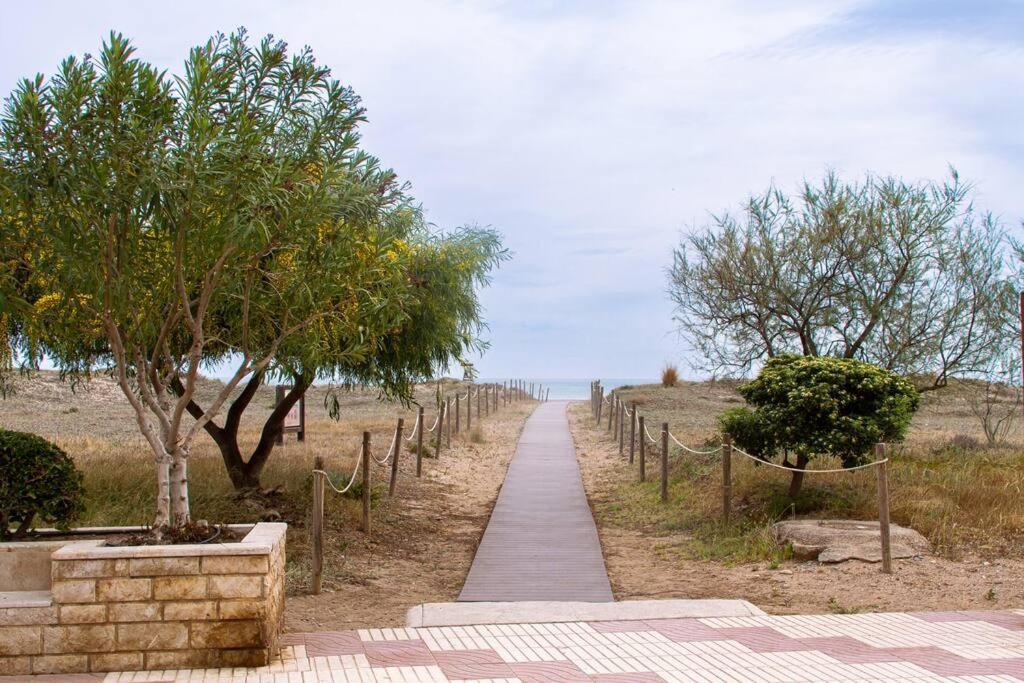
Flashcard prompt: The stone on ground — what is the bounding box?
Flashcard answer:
[772,519,930,563]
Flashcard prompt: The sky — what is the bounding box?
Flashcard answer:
[3,0,1023,381]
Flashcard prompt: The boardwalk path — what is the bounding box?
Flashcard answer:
[458,400,613,602]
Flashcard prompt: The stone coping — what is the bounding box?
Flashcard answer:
[406,599,767,627]
[0,590,52,608]
[49,523,283,560]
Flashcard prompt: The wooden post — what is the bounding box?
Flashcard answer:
[546,388,550,402]
[876,443,892,574]
[435,403,444,460]
[722,435,733,524]
[361,431,371,534]
[446,398,452,447]
[467,388,472,431]
[660,423,669,503]
[618,402,625,456]
[389,418,404,497]
[484,386,490,416]
[503,381,508,406]
[416,407,424,477]
[456,394,461,433]
[596,387,603,425]
[493,384,498,412]
[607,394,614,431]
[628,402,636,464]
[638,416,646,481]
[311,455,325,594]
[476,387,481,419]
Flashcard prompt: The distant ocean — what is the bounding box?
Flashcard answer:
[480,378,654,400]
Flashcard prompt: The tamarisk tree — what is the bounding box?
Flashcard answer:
[1,31,400,528]
[670,171,1019,386]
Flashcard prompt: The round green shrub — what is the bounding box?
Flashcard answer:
[0,429,84,540]
[719,355,920,497]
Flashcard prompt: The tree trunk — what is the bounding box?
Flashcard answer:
[154,456,172,528]
[787,452,810,498]
[177,371,311,491]
[169,453,191,526]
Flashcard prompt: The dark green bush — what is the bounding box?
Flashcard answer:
[719,355,919,497]
[0,429,84,539]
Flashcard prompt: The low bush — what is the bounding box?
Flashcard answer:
[661,364,679,387]
[0,429,85,539]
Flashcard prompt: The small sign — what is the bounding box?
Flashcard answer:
[275,385,306,443]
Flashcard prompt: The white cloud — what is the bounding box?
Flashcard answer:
[2,0,1022,379]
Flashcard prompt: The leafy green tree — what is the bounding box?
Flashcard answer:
[719,355,919,497]
[0,31,445,529]
[671,171,1019,388]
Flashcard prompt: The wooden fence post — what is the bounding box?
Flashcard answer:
[493,384,498,412]
[456,394,461,434]
[596,387,603,425]
[722,435,733,524]
[446,398,452,447]
[476,387,481,419]
[484,386,490,416]
[607,395,615,431]
[628,403,636,464]
[618,402,625,456]
[416,407,424,478]
[660,422,669,503]
[876,443,892,574]
[435,403,445,459]
[467,388,472,431]
[503,381,508,406]
[311,455,325,594]
[638,416,646,481]
[361,431,371,534]
[389,418,404,497]
[545,388,550,402]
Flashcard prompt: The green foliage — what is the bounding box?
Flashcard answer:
[718,407,776,459]
[0,430,84,539]
[732,355,920,467]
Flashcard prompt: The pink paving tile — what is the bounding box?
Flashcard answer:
[796,636,907,664]
[288,630,366,656]
[589,620,658,633]
[510,660,593,682]
[646,617,727,641]
[438,661,517,679]
[914,610,1024,631]
[432,649,507,666]
[591,674,665,682]
[895,646,1024,678]
[363,639,438,667]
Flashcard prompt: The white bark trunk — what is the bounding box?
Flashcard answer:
[154,456,172,528]
[169,453,191,526]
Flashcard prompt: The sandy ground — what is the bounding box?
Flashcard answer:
[568,403,1024,615]
[284,401,533,631]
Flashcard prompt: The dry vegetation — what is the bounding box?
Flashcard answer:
[0,371,534,630]
[569,380,1024,614]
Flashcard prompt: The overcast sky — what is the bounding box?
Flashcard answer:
[3,1,1023,380]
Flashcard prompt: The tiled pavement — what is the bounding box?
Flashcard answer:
[79,609,1024,681]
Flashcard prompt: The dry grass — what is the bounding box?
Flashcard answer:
[0,371,533,617]
[660,364,680,388]
[584,380,1024,560]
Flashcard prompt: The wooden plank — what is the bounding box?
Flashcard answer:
[458,401,613,602]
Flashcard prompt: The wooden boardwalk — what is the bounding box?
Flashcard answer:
[458,400,613,602]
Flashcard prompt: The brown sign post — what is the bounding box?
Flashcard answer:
[275,385,306,444]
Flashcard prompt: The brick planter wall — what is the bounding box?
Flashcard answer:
[0,522,285,675]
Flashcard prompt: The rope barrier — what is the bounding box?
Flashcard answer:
[313,447,364,495]
[729,444,888,473]
[405,412,420,441]
[370,429,399,466]
[669,431,722,455]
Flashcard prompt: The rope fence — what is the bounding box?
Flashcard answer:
[309,377,544,593]
[588,380,895,574]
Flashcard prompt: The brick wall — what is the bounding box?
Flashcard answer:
[0,522,285,675]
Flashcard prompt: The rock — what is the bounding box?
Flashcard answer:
[772,519,931,564]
